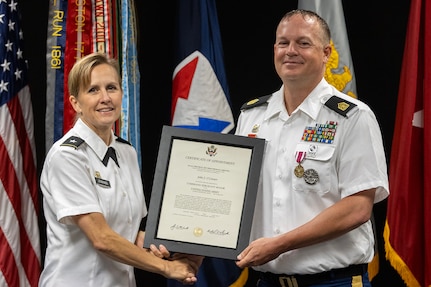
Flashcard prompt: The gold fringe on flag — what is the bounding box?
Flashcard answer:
[229,267,249,287]
[367,252,379,281]
[383,220,421,287]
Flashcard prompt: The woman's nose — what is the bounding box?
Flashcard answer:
[100,89,112,102]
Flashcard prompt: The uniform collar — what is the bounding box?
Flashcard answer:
[262,88,286,121]
[297,79,333,120]
[267,79,334,121]
[73,118,116,162]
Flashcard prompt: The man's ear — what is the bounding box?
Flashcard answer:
[323,44,332,63]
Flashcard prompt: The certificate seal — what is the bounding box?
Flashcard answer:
[193,227,203,237]
[303,169,319,185]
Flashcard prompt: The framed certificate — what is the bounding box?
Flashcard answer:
[144,125,265,260]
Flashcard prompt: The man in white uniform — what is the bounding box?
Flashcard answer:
[235,9,389,287]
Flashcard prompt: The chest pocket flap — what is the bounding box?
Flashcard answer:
[296,142,335,161]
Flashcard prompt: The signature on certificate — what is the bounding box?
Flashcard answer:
[207,229,230,236]
[170,224,189,231]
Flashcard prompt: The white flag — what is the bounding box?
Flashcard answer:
[298,0,358,98]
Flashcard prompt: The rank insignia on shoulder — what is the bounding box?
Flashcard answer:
[324,95,358,118]
[60,136,85,149]
[115,136,132,145]
[241,94,272,110]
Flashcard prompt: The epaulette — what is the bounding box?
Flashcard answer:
[324,95,357,118]
[240,94,272,110]
[60,136,85,149]
[115,136,132,145]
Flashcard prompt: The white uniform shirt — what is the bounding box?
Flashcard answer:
[39,118,147,287]
[235,79,389,275]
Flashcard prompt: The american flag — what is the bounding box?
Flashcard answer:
[0,0,41,286]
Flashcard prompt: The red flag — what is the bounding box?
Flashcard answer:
[384,0,431,286]
[0,0,41,286]
[62,0,93,134]
[46,0,141,165]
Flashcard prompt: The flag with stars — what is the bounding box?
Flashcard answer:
[0,0,41,286]
[170,0,234,133]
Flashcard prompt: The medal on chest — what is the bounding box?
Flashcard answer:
[294,151,306,178]
[303,168,319,184]
[293,150,319,185]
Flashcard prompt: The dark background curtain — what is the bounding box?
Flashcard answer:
[20,0,410,286]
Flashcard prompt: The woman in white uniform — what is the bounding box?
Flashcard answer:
[39,52,201,287]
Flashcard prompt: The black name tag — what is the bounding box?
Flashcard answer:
[95,177,111,188]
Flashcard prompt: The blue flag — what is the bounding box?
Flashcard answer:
[171,0,234,134]
[168,0,246,286]
[120,0,141,169]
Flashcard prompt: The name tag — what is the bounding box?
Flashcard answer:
[95,177,111,188]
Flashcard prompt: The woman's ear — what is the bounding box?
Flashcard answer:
[69,95,81,114]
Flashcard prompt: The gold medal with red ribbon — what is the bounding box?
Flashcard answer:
[294,151,306,178]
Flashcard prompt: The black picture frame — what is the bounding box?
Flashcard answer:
[144,125,265,260]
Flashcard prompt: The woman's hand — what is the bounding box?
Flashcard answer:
[149,244,204,284]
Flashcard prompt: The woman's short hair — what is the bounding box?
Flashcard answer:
[68,52,121,97]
